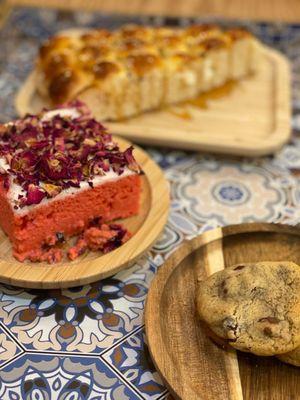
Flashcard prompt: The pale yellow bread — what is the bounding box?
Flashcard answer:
[35,24,262,121]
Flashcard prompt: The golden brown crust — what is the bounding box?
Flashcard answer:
[35,24,258,116]
[126,54,161,76]
[201,37,229,51]
[226,27,252,41]
[196,262,300,356]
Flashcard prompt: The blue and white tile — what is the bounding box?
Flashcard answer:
[0,325,23,367]
[0,353,139,400]
[0,257,156,353]
[103,327,167,400]
[174,161,287,225]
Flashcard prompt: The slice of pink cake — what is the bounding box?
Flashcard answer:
[0,101,141,262]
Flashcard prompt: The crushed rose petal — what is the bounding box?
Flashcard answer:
[24,184,46,206]
[0,100,141,208]
[14,220,131,264]
[67,222,131,260]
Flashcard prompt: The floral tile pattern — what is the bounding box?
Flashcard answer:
[103,326,167,400]
[0,353,140,399]
[0,6,299,399]
[172,161,286,224]
[0,326,23,367]
[0,256,156,353]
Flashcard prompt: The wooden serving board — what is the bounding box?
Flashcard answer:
[16,46,290,157]
[0,137,169,289]
[145,223,300,400]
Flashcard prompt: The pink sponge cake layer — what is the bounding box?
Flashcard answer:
[0,101,142,261]
[0,174,140,259]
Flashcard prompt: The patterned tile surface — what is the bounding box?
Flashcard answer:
[0,7,300,399]
[0,353,140,399]
[0,256,154,353]
[103,326,167,399]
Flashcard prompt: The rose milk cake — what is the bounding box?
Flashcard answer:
[0,101,141,262]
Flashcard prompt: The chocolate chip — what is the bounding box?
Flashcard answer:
[234,265,245,271]
[263,327,273,337]
[223,317,237,331]
[223,317,238,340]
[218,280,228,297]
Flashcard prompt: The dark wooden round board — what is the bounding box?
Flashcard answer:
[145,223,300,400]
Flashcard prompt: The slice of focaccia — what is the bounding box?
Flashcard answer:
[35,24,261,121]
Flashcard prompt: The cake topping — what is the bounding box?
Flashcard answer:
[0,100,141,208]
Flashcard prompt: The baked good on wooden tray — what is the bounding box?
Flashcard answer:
[196,261,300,361]
[0,101,142,263]
[35,24,261,121]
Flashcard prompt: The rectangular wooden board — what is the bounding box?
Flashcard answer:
[108,47,291,156]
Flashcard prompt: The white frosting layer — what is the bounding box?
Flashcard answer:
[1,107,136,215]
[41,108,80,121]
[1,159,134,215]
[0,157,8,173]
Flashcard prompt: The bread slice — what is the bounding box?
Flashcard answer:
[35,24,262,121]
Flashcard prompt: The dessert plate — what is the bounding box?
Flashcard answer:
[145,223,300,400]
[16,45,290,157]
[0,137,169,289]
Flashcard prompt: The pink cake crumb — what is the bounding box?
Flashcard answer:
[13,220,131,264]
[68,222,131,261]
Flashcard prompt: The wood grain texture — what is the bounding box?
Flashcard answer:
[145,223,300,400]
[7,0,300,23]
[16,45,291,157]
[202,229,243,400]
[0,137,170,289]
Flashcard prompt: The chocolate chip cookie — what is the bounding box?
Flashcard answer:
[277,347,300,367]
[196,261,300,356]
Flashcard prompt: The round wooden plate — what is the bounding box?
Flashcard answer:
[0,137,169,289]
[145,223,300,400]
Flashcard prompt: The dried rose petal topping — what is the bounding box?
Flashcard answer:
[40,182,62,198]
[0,100,141,207]
[24,184,46,206]
[0,173,10,190]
